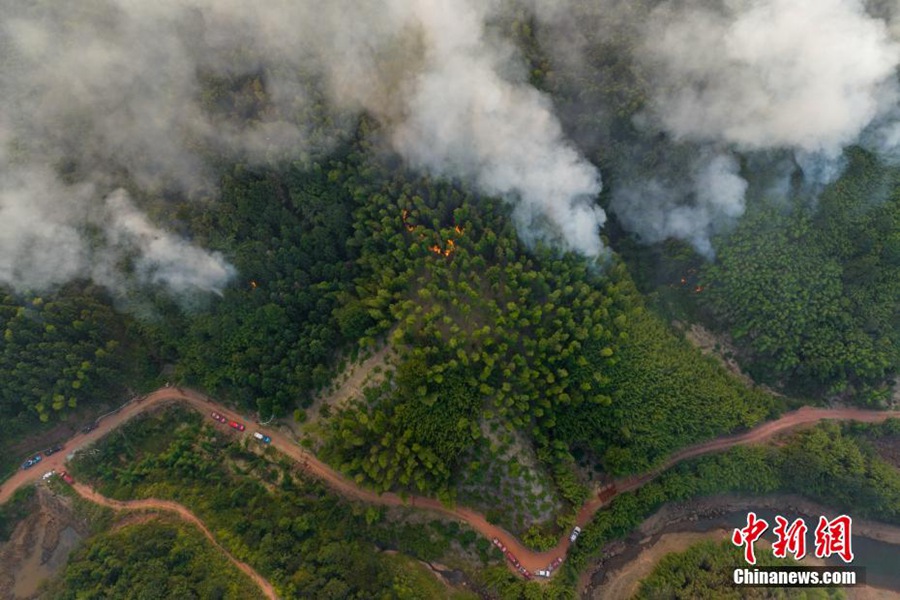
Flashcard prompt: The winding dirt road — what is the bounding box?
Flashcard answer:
[2,387,899,577]
[70,482,277,600]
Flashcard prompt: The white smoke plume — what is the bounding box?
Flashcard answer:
[640,0,900,155]
[535,0,900,256]
[100,191,236,295]
[0,0,606,301]
[612,153,748,258]
[388,2,605,256]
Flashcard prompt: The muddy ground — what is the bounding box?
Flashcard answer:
[0,485,91,600]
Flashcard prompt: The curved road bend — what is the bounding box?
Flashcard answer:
[71,483,277,600]
[1,387,899,574]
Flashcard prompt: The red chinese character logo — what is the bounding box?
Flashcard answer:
[772,516,807,560]
[814,515,854,563]
[732,512,769,565]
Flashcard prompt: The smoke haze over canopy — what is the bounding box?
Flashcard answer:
[535,0,900,256]
[0,0,607,301]
[1,0,899,292]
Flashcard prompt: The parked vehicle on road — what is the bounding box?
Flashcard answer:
[60,471,75,485]
[550,556,564,569]
[21,455,42,470]
[229,420,246,431]
[569,526,582,543]
[44,444,64,456]
[536,569,551,578]
[81,422,98,434]
[253,432,271,444]
[210,411,227,423]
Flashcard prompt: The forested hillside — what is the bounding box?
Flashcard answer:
[47,520,262,600]
[635,540,843,599]
[703,150,900,401]
[67,406,486,599]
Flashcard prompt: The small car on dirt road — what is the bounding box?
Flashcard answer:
[253,432,271,443]
[60,471,75,485]
[21,454,42,470]
[211,411,227,423]
[44,444,64,456]
[569,526,582,543]
[229,420,246,431]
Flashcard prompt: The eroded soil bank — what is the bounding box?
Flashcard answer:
[583,493,900,600]
[0,486,91,600]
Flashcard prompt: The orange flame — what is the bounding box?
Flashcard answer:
[401,209,417,232]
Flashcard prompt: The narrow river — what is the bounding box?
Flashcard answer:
[711,508,900,592]
[587,494,900,598]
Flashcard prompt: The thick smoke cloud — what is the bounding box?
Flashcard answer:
[640,0,900,155]
[612,153,747,257]
[623,0,900,254]
[0,0,606,301]
[535,0,900,257]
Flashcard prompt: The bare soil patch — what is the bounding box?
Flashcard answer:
[678,321,756,386]
[0,486,90,600]
[297,345,394,440]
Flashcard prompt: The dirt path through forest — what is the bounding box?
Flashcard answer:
[2,387,899,576]
[70,482,277,600]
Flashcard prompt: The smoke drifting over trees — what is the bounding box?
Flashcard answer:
[538,0,900,255]
[1,0,899,290]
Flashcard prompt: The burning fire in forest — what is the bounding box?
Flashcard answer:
[402,209,464,257]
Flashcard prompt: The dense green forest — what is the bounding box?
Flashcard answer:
[635,540,843,599]
[0,285,157,478]
[703,150,900,400]
[2,6,900,600]
[68,405,485,599]
[285,145,776,514]
[45,519,262,600]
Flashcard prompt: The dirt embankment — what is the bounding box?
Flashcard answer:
[583,494,900,600]
[0,486,91,600]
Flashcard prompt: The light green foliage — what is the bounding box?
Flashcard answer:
[635,540,844,599]
[321,151,776,503]
[0,289,122,423]
[69,406,485,599]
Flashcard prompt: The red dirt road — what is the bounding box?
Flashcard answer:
[2,388,899,576]
[70,482,277,600]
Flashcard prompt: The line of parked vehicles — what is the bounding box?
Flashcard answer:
[210,412,270,444]
[492,525,582,579]
[20,443,66,470]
